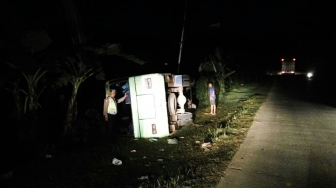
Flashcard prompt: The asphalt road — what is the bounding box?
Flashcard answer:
[217,75,336,188]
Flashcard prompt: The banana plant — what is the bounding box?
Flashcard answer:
[201,47,236,94]
[57,53,105,134]
[59,0,146,137]
[4,62,47,119]
[21,67,48,114]
[57,44,146,135]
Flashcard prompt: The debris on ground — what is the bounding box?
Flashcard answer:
[149,138,158,142]
[201,142,212,152]
[167,138,178,144]
[201,142,211,148]
[138,176,148,180]
[112,158,122,166]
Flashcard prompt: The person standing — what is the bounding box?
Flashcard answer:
[208,82,216,115]
[103,89,127,143]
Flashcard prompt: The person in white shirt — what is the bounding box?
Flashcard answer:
[103,89,127,143]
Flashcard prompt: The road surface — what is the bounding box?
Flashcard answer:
[217,75,336,188]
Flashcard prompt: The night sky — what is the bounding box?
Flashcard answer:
[1,0,335,75]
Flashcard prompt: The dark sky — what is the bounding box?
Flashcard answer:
[1,0,335,73]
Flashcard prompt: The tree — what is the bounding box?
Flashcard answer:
[57,0,146,140]
[57,43,145,136]
[3,61,49,141]
[56,52,103,135]
[200,47,236,94]
[4,62,47,118]
[21,68,48,114]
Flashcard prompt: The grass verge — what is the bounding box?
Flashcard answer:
[3,82,271,188]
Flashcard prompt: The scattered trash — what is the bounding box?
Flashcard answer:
[143,156,146,159]
[131,150,136,152]
[149,138,158,142]
[157,159,163,162]
[168,138,178,144]
[201,142,211,148]
[159,149,164,152]
[195,141,200,144]
[179,137,184,139]
[138,176,148,180]
[112,158,122,166]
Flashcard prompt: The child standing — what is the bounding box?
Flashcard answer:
[208,82,216,115]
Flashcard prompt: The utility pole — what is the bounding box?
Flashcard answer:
[177,0,188,74]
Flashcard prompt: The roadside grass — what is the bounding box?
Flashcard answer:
[148,92,268,188]
[5,84,270,188]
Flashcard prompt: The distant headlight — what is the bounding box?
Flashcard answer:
[307,72,313,78]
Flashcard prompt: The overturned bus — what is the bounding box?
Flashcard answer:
[105,73,196,138]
